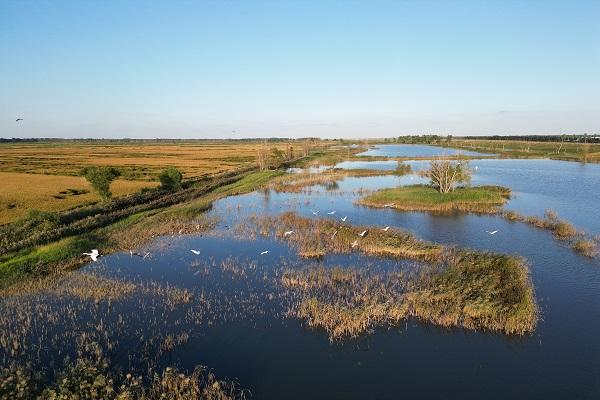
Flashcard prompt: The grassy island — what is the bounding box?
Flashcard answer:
[359,184,511,213]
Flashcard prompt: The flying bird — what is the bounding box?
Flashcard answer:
[311,210,319,216]
[82,249,100,261]
[486,230,498,235]
[382,226,390,232]
[331,230,338,239]
[284,230,294,236]
[351,240,359,248]
[260,250,270,255]
[16,118,23,122]
[190,249,200,255]
[359,230,368,237]
[327,211,336,215]
[340,216,347,222]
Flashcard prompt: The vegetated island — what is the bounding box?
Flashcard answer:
[359,184,511,214]
[250,212,538,338]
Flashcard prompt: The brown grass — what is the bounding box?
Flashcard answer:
[254,212,443,261]
[571,239,598,257]
[0,171,158,224]
[282,250,537,340]
[0,141,308,179]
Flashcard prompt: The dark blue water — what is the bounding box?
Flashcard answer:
[3,157,600,399]
[357,144,493,158]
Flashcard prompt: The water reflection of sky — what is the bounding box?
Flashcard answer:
[357,144,493,157]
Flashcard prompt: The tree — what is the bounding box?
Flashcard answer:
[420,158,471,193]
[80,166,121,199]
[159,167,183,191]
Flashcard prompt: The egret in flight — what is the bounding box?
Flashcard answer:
[486,230,498,235]
[327,210,336,215]
[340,216,347,222]
[190,249,200,255]
[83,249,100,261]
[311,210,319,216]
[284,230,294,236]
[382,226,390,232]
[351,240,359,248]
[260,250,270,255]
[359,230,368,237]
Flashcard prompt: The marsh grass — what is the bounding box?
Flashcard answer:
[281,250,537,340]
[255,212,443,261]
[503,209,598,257]
[0,351,246,400]
[270,168,397,193]
[359,184,511,213]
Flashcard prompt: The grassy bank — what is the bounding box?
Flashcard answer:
[359,185,510,213]
[270,166,408,193]
[439,139,600,163]
[0,170,284,289]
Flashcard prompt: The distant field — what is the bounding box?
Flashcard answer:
[0,172,158,224]
[0,141,305,180]
[443,139,600,163]
[0,140,315,224]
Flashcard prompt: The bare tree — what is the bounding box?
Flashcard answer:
[285,143,294,160]
[257,144,269,171]
[302,140,311,157]
[420,158,471,193]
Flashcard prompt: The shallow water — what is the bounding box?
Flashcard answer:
[357,143,492,157]
[2,157,600,399]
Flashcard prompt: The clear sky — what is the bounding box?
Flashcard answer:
[1,0,599,139]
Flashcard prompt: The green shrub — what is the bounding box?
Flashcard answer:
[159,167,183,191]
[80,167,121,200]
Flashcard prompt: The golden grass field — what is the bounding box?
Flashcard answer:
[0,140,308,224]
[0,141,305,179]
[0,171,158,224]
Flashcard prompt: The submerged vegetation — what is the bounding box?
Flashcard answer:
[359,185,511,213]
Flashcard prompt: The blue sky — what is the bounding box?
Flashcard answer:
[1,0,599,138]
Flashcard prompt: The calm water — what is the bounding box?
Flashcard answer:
[3,156,600,399]
[357,144,493,157]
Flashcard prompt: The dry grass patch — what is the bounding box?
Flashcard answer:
[0,171,158,224]
[282,251,537,340]
[255,212,443,261]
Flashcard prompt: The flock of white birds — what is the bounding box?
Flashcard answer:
[82,208,498,262]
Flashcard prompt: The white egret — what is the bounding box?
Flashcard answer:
[327,211,336,215]
[340,216,347,222]
[190,249,200,255]
[260,250,270,255]
[382,226,390,232]
[359,230,368,237]
[351,240,359,248]
[383,203,395,208]
[284,230,294,236]
[486,230,498,235]
[82,249,100,262]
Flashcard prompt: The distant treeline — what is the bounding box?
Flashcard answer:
[390,134,600,144]
[0,137,325,143]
